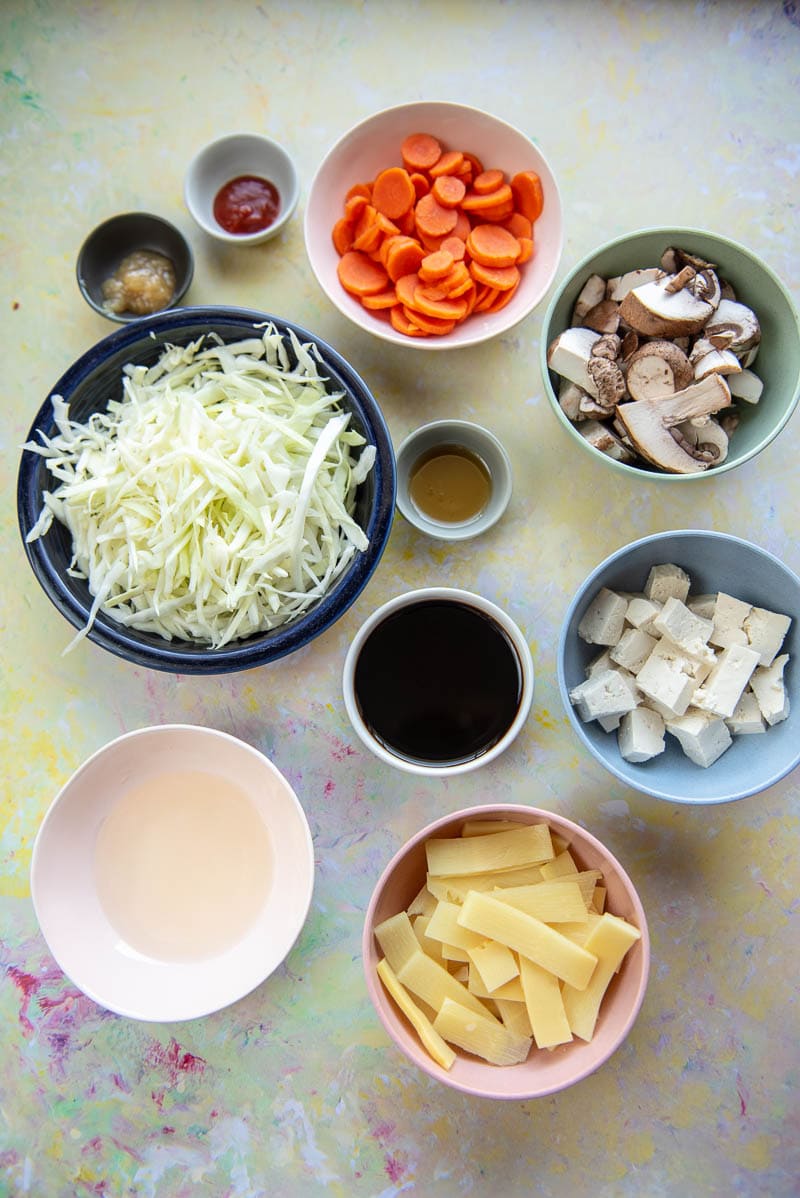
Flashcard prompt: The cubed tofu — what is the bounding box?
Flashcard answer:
[578,588,628,646]
[709,591,751,650]
[644,563,691,605]
[724,690,766,735]
[692,643,760,718]
[617,706,666,762]
[635,641,697,717]
[665,710,733,767]
[569,668,640,722]
[749,654,790,725]
[652,597,714,663]
[610,626,657,673]
[687,592,718,620]
[625,594,663,634]
[743,607,792,667]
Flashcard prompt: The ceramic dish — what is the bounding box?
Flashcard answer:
[558,530,800,803]
[395,419,512,540]
[540,226,800,481]
[363,804,650,1100]
[17,306,396,674]
[343,587,533,776]
[184,133,299,245]
[76,211,194,323]
[305,100,563,349]
[30,725,315,1022]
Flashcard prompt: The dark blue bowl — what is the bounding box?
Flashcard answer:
[18,307,396,674]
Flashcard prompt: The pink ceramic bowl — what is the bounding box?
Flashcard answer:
[305,101,563,350]
[362,804,649,1100]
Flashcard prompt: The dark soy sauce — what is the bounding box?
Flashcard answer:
[353,600,522,766]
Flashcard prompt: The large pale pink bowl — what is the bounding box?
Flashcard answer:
[362,804,649,1100]
[305,102,563,350]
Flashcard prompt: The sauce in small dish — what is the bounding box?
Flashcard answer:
[213,174,281,235]
[101,248,176,316]
[409,443,492,524]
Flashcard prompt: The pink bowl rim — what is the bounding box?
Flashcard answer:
[362,803,650,1100]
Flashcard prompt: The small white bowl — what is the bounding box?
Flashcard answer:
[30,724,315,1021]
[184,133,299,245]
[395,419,512,540]
[343,587,534,777]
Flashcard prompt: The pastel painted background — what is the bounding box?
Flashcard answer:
[2,2,799,1195]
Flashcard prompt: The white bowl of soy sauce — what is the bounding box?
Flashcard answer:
[343,588,534,776]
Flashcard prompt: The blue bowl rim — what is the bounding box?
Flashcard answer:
[17,305,397,674]
[540,224,800,482]
[556,529,800,803]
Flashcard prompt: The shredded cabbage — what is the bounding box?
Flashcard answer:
[24,323,377,651]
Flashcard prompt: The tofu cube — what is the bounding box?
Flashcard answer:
[644,563,691,605]
[578,588,628,646]
[749,654,790,725]
[569,668,639,722]
[709,591,751,650]
[585,648,615,677]
[652,597,714,663]
[665,711,733,767]
[635,643,696,717]
[692,643,760,718]
[625,595,662,634]
[610,627,657,673]
[725,690,766,736]
[688,592,717,620]
[617,707,665,763]
[743,607,792,667]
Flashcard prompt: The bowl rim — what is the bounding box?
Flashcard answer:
[17,306,396,674]
[76,210,195,323]
[30,723,315,1021]
[557,528,800,803]
[183,132,300,245]
[395,418,513,541]
[540,224,800,481]
[304,99,564,351]
[342,586,534,776]
[362,802,651,1100]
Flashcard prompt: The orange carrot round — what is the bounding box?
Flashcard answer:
[429,150,465,178]
[468,260,520,291]
[385,237,426,283]
[372,166,416,220]
[409,172,430,201]
[337,251,389,297]
[432,174,466,209]
[440,235,466,261]
[461,182,513,212]
[473,169,504,195]
[418,249,455,282]
[401,132,442,172]
[465,224,521,269]
[414,193,458,239]
[332,217,354,256]
[511,171,544,222]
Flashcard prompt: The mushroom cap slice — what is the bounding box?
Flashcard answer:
[674,417,729,464]
[619,275,714,338]
[547,326,602,395]
[615,375,733,474]
[704,298,761,356]
[626,340,694,401]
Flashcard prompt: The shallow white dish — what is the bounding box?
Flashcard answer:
[30,724,314,1021]
[184,132,299,245]
[395,419,512,540]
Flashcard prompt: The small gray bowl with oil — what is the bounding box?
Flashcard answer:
[395,419,512,541]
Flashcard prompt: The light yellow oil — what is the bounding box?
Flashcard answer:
[409,443,492,523]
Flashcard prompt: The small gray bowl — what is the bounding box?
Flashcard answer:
[558,530,800,804]
[77,212,194,323]
[184,133,299,245]
[395,419,512,541]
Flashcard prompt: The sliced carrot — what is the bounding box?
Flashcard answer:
[503,211,533,240]
[452,209,471,241]
[461,183,513,212]
[462,151,484,178]
[332,217,354,256]
[516,236,533,264]
[352,206,382,254]
[418,250,455,282]
[473,284,496,312]
[432,174,466,208]
[484,277,520,313]
[372,166,416,220]
[414,192,458,239]
[345,182,372,203]
[385,238,426,283]
[401,132,442,172]
[511,171,544,222]
[473,169,504,195]
[401,306,456,336]
[390,304,429,337]
[410,172,430,201]
[375,211,400,236]
[344,193,369,222]
[465,223,521,268]
[411,287,469,322]
[337,251,390,297]
[440,235,466,261]
[395,272,421,308]
[362,287,399,310]
[477,198,515,222]
[429,150,465,178]
[397,208,418,236]
[468,259,520,291]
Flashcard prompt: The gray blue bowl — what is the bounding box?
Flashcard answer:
[558,530,800,803]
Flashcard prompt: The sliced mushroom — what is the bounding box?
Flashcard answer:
[591,333,622,361]
[689,337,742,380]
[607,268,663,302]
[584,299,621,334]
[727,367,763,404]
[660,246,716,274]
[558,379,587,421]
[615,375,733,473]
[626,340,694,401]
[547,326,602,394]
[703,298,761,357]
[579,419,638,462]
[571,274,607,326]
[619,274,715,338]
[687,268,721,311]
[673,416,729,464]
[587,357,626,407]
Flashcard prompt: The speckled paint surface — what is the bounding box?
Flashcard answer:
[1,2,799,1195]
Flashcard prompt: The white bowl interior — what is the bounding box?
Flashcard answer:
[558,531,800,803]
[395,419,513,540]
[185,134,299,243]
[305,101,563,349]
[30,724,314,1020]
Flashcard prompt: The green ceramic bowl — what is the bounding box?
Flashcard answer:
[540,227,800,482]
